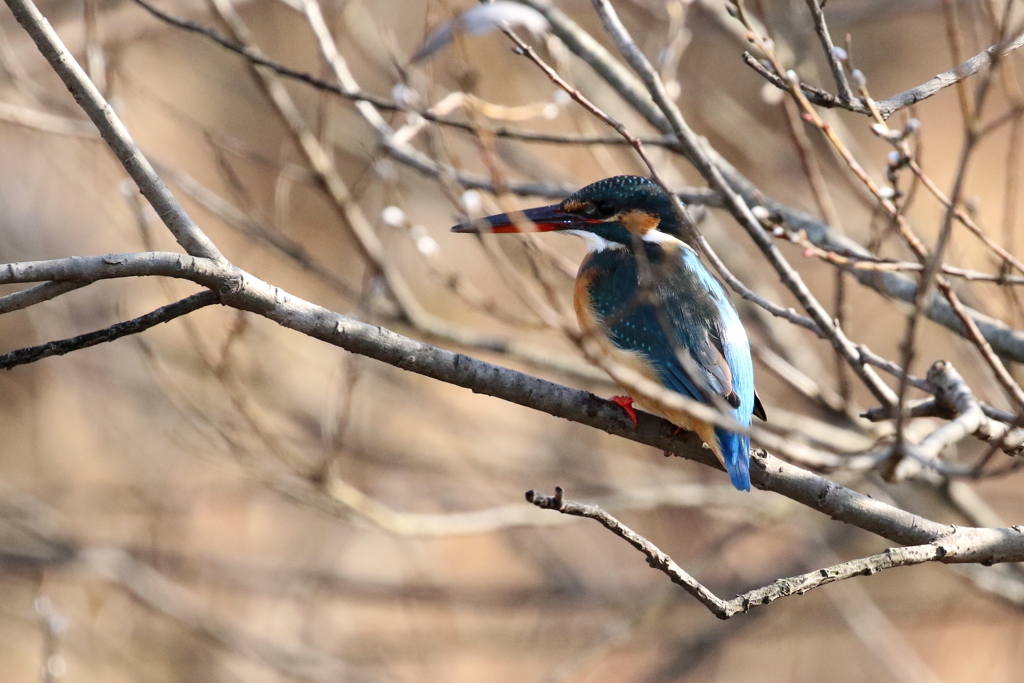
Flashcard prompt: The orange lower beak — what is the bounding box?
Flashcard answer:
[450,204,585,233]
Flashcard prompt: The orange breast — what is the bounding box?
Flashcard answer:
[573,257,724,463]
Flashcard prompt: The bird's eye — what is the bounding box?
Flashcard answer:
[578,200,616,219]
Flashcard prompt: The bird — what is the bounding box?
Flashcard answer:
[451,175,765,491]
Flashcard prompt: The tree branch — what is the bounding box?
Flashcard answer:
[876,25,1024,119]
[4,0,224,261]
[0,251,228,288]
[744,26,1024,119]
[0,281,88,315]
[865,362,1024,458]
[526,486,945,619]
[0,289,219,370]
[805,0,853,105]
[12,248,1024,564]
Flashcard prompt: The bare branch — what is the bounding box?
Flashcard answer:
[882,22,1024,119]
[741,52,870,113]
[4,0,224,261]
[0,252,227,288]
[527,486,944,619]
[0,289,219,370]
[7,249,1024,559]
[873,363,1024,459]
[745,26,1024,119]
[909,361,992,460]
[775,201,1024,363]
[0,281,88,315]
[804,0,854,105]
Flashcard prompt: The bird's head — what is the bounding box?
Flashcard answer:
[451,176,682,250]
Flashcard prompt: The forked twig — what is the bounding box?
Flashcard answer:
[746,24,1024,119]
[527,486,945,619]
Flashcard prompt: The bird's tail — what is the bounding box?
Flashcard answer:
[714,427,751,492]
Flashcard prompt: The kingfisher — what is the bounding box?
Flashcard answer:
[451,175,765,491]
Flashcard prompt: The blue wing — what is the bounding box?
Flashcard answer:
[582,244,755,490]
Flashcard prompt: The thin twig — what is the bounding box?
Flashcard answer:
[0,290,219,370]
[526,486,946,619]
[794,235,1024,283]
[130,0,686,150]
[5,0,224,261]
[744,27,1024,119]
[804,0,854,104]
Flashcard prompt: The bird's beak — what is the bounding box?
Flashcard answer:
[450,204,587,233]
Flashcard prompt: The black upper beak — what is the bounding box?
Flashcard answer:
[450,204,583,233]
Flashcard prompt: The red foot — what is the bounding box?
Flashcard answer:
[610,395,638,429]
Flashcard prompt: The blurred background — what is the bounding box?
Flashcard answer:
[1,0,1023,681]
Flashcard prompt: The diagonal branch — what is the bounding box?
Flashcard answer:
[4,0,224,261]
[745,26,1024,119]
[0,289,219,370]
[527,486,944,619]
[804,0,853,105]
[11,250,1024,563]
[876,24,1024,119]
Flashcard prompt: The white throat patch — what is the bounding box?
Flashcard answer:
[565,229,624,253]
[642,229,696,252]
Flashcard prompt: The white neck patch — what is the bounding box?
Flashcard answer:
[564,229,624,253]
[642,229,696,252]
